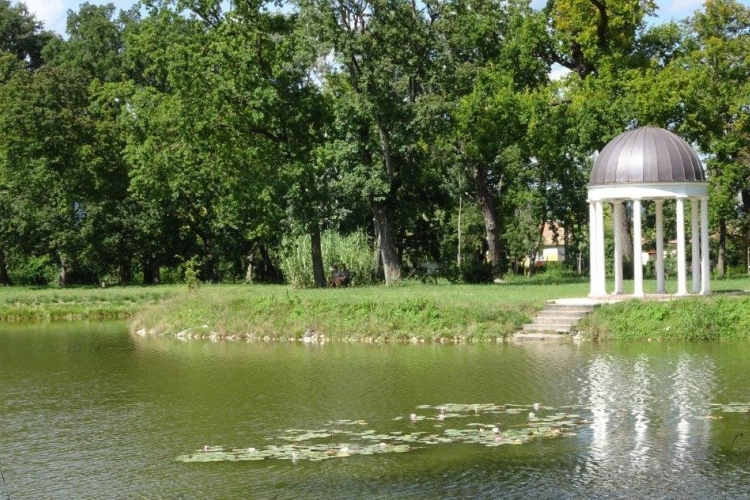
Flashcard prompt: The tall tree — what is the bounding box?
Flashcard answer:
[0,0,55,284]
[454,69,529,277]
[123,1,330,284]
[543,0,658,278]
[545,0,656,79]
[298,0,440,283]
[0,65,94,284]
[0,0,53,69]
[41,3,143,283]
[678,0,750,276]
[432,0,548,278]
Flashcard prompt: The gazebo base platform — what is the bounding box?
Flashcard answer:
[556,293,704,306]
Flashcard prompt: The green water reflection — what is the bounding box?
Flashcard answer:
[1,323,750,499]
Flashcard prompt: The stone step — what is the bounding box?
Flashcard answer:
[521,323,572,333]
[544,303,596,312]
[513,332,568,340]
[518,301,596,336]
[534,309,592,319]
[530,316,582,326]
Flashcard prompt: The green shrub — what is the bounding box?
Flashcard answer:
[441,262,461,283]
[721,265,749,279]
[536,262,579,279]
[8,255,58,285]
[184,257,201,293]
[441,260,493,284]
[280,230,376,288]
[461,260,493,283]
[280,234,315,288]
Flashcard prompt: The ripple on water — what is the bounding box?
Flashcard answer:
[3,329,750,499]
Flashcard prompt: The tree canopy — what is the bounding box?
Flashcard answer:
[0,0,746,286]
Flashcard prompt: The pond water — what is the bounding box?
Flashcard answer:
[1,322,750,499]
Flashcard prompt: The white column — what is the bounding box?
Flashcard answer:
[589,201,597,297]
[691,198,700,293]
[700,197,710,294]
[633,199,644,297]
[676,197,687,295]
[655,200,666,294]
[596,201,607,296]
[612,201,623,294]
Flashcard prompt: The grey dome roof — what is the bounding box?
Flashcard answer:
[589,127,705,186]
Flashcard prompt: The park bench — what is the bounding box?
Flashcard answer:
[328,270,355,287]
[411,262,439,284]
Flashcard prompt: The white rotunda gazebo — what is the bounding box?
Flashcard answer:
[588,126,710,298]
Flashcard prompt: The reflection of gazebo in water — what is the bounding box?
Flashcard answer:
[587,127,710,298]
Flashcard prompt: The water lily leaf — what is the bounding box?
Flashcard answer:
[716,403,750,413]
[281,432,333,441]
[179,402,592,463]
[328,419,368,426]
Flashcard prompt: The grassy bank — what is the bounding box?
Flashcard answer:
[3,275,749,343]
[0,286,178,322]
[576,275,750,341]
[579,292,750,342]
[131,279,591,342]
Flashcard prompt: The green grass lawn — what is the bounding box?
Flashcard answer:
[0,285,178,322]
[577,275,750,341]
[130,274,750,341]
[1,274,749,342]
[131,277,593,342]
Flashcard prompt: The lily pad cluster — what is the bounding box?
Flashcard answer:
[709,402,750,414]
[177,403,588,463]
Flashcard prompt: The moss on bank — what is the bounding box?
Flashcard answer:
[578,294,750,341]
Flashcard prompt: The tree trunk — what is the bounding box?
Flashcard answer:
[245,257,253,283]
[310,225,326,287]
[373,220,383,280]
[717,217,726,278]
[202,236,217,283]
[58,254,68,286]
[527,220,547,277]
[373,200,401,284]
[118,260,131,285]
[143,260,153,284]
[259,245,280,283]
[473,163,503,278]
[143,256,160,284]
[457,196,462,267]
[150,259,160,284]
[0,250,9,285]
[619,205,634,279]
[563,222,570,268]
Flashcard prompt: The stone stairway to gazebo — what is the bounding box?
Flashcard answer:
[518,301,596,336]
